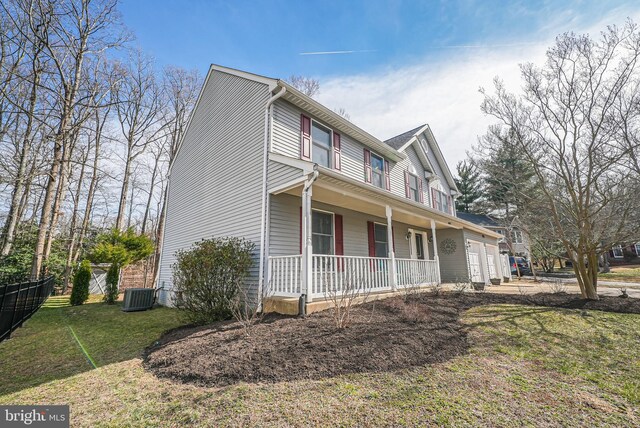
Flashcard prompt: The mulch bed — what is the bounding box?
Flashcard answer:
[143,292,640,387]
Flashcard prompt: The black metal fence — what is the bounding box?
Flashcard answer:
[0,276,55,343]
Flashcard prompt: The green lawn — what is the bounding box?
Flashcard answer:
[0,295,183,396]
[600,265,640,283]
[1,295,639,427]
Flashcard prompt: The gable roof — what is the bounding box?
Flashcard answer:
[456,212,500,228]
[383,125,426,150]
[384,124,459,194]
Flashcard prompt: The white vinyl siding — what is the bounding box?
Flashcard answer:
[271,100,434,205]
[158,71,269,306]
[269,193,411,259]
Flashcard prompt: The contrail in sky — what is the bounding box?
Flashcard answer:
[299,49,377,55]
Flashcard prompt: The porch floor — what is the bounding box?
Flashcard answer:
[264,284,447,315]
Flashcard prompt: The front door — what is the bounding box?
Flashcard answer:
[409,229,429,260]
[415,234,425,260]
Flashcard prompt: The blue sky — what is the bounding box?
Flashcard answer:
[119,0,640,164]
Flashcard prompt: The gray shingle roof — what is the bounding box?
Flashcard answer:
[456,212,500,228]
[383,124,426,150]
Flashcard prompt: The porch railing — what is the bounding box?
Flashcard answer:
[311,255,391,298]
[396,258,439,287]
[269,255,302,297]
[268,255,440,299]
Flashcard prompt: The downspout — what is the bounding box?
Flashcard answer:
[258,85,287,310]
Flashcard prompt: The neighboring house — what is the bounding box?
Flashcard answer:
[156,64,504,313]
[609,243,640,264]
[456,212,531,258]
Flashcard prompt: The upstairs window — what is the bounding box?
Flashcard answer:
[371,153,385,189]
[404,169,423,203]
[312,123,332,168]
[408,174,420,202]
[364,149,390,190]
[510,230,523,244]
[431,188,451,214]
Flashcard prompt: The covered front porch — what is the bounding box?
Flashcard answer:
[264,167,502,314]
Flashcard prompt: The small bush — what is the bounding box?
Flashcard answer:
[172,237,254,325]
[70,260,92,306]
[401,301,431,324]
[104,262,120,304]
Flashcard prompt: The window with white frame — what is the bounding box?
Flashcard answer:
[510,229,523,244]
[371,153,385,189]
[374,223,388,257]
[635,243,640,256]
[432,188,450,213]
[612,244,624,258]
[312,210,334,255]
[408,173,420,202]
[312,122,332,168]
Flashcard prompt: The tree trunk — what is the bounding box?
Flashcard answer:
[141,153,160,234]
[74,111,104,265]
[63,147,88,293]
[115,150,133,231]
[31,136,64,279]
[571,250,599,300]
[1,69,41,256]
[43,137,77,263]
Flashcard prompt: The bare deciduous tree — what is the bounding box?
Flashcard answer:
[113,51,164,231]
[481,21,640,299]
[286,75,320,98]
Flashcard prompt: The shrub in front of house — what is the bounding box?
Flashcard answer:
[70,260,92,306]
[172,237,255,325]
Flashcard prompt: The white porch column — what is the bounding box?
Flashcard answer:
[430,220,441,283]
[386,205,396,290]
[301,186,314,302]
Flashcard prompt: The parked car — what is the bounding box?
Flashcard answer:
[509,256,531,275]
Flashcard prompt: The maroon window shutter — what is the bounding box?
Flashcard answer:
[299,206,303,254]
[404,170,410,198]
[300,114,311,160]
[418,178,424,204]
[367,221,375,257]
[384,160,391,191]
[335,214,344,271]
[333,132,341,171]
[364,149,372,183]
[334,214,344,256]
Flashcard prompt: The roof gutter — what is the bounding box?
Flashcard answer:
[276,80,404,162]
[316,167,502,239]
[258,85,287,310]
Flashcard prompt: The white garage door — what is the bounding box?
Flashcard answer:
[469,252,483,282]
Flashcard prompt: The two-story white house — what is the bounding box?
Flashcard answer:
[156,64,506,314]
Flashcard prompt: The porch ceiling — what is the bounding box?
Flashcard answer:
[276,169,500,237]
